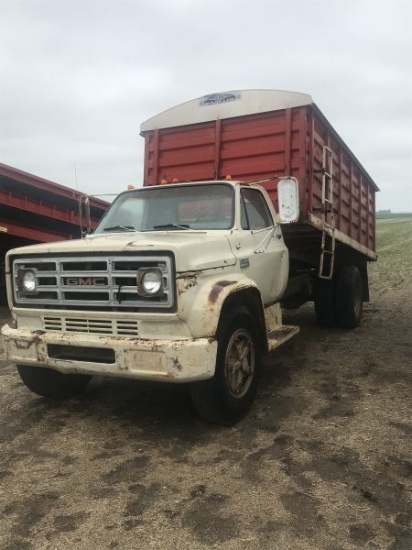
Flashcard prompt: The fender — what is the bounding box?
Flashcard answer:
[176,272,261,339]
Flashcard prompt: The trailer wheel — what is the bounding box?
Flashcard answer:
[335,265,363,329]
[314,278,336,327]
[17,365,92,398]
[191,311,261,426]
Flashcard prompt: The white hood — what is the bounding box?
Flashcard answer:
[7,230,237,273]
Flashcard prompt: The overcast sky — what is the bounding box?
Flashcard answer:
[1,0,411,211]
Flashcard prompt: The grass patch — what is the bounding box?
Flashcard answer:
[369,216,412,292]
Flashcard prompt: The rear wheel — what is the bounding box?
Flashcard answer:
[314,277,337,327]
[335,265,363,328]
[17,365,92,398]
[191,311,261,426]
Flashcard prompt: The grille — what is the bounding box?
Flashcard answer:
[44,316,139,336]
[12,254,174,311]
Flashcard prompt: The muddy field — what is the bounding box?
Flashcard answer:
[1,217,411,550]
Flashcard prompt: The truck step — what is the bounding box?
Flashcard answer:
[266,325,300,352]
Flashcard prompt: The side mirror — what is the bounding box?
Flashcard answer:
[277,177,300,223]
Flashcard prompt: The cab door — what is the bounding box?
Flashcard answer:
[228,187,289,305]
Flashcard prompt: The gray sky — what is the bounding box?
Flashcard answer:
[1,0,411,211]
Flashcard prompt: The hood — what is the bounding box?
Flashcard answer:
[7,230,237,273]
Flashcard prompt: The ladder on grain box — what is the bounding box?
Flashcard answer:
[318,146,335,279]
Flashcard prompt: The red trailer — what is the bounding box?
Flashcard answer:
[141,90,378,281]
[0,163,108,244]
[0,162,109,301]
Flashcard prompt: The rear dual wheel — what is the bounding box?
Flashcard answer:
[314,277,336,327]
[335,265,363,329]
[314,265,363,329]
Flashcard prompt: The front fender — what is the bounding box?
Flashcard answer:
[176,272,260,338]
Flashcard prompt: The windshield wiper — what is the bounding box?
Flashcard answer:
[103,225,135,232]
[152,223,191,230]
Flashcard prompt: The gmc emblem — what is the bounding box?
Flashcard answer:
[65,277,106,286]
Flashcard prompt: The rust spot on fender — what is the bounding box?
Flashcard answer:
[177,274,199,296]
[208,280,236,306]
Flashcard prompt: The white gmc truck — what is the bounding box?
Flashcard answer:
[1,90,378,425]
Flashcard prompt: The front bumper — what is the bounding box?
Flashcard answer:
[1,324,217,382]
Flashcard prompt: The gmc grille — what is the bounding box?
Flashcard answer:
[12,254,175,311]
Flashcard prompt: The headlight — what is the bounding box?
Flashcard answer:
[136,268,163,296]
[17,268,37,294]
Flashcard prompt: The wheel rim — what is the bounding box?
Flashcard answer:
[224,328,255,398]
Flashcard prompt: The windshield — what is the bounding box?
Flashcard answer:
[94,183,235,233]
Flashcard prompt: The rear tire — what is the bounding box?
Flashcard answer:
[17,365,92,398]
[314,277,336,327]
[335,265,363,328]
[191,311,261,426]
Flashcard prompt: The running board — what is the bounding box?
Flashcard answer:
[266,325,300,352]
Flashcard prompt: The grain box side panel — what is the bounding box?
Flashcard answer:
[218,109,307,211]
[307,105,376,253]
[143,108,310,214]
[144,122,217,185]
[218,111,288,180]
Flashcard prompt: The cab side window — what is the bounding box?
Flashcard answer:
[240,188,273,230]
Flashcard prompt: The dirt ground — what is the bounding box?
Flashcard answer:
[1,220,411,550]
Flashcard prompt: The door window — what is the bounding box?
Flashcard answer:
[240,188,273,230]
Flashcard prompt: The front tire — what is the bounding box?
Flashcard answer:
[17,365,92,398]
[191,311,261,426]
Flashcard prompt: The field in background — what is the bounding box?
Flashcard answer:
[370,214,412,293]
[376,212,412,219]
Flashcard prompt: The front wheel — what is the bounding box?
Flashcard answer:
[191,312,261,426]
[17,365,92,398]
